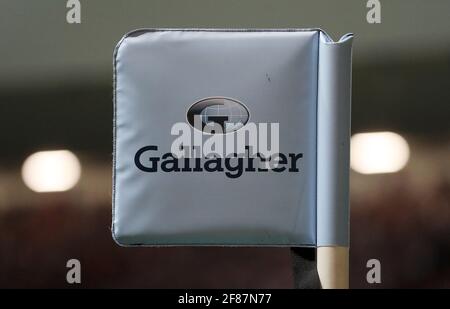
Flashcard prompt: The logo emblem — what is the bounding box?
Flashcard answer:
[187,97,250,134]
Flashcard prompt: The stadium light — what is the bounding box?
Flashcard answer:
[21,150,81,192]
[350,131,410,174]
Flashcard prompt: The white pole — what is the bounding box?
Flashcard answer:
[317,246,349,289]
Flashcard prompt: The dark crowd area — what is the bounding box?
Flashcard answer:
[1,174,448,288]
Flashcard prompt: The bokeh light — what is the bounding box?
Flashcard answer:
[21,150,81,192]
[350,131,410,174]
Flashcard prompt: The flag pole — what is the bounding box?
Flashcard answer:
[317,246,349,289]
[290,247,321,289]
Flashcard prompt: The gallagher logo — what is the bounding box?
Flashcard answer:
[134,97,304,178]
[187,97,250,134]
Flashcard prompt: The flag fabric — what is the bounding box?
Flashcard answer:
[112,29,353,246]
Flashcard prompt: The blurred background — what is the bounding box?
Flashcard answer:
[0,0,449,288]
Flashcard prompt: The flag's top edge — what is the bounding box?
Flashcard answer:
[118,28,353,44]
